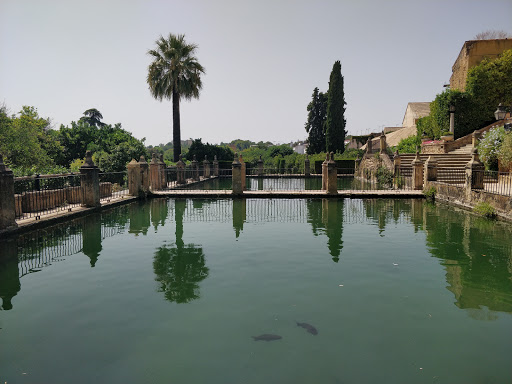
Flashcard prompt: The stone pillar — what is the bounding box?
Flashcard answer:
[465,149,484,196]
[240,154,246,190]
[327,152,338,195]
[139,156,149,194]
[411,151,424,190]
[159,154,166,189]
[213,155,219,177]
[304,155,310,177]
[366,137,373,154]
[321,153,329,190]
[354,155,360,174]
[449,105,455,134]
[80,151,101,207]
[176,155,186,185]
[379,133,386,154]
[471,131,480,148]
[257,155,264,176]
[192,155,199,181]
[0,154,17,230]
[232,153,243,195]
[150,153,161,191]
[127,158,141,196]
[203,156,211,178]
[393,150,401,176]
[423,156,438,185]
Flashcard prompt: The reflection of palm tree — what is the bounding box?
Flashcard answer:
[153,199,209,303]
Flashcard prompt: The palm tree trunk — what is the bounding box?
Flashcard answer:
[172,90,181,162]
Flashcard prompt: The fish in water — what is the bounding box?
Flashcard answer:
[252,334,282,341]
[296,322,318,335]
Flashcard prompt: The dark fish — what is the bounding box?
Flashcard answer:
[296,321,318,335]
[252,334,282,341]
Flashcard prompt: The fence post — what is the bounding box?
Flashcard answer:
[213,155,219,177]
[366,137,373,155]
[203,156,211,178]
[465,149,484,197]
[471,131,480,148]
[176,155,185,184]
[127,159,141,196]
[150,153,161,191]
[379,133,386,154]
[257,155,264,176]
[304,155,310,177]
[80,151,101,207]
[393,150,401,176]
[232,153,243,195]
[321,153,329,190]
[424,156,437,185]
[159,154,166,188]
[192,155,199,181]
[239,154,246,190]
[411,151,424,190]
[327,152,338,194]
[0,154,17,230]
[139,156,149,195]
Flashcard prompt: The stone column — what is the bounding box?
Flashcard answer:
[411,152,424,190]
[213,155,219,177]
[257,155,264,176]
[159,154,166,189]
[465,149,484,197]
[232,153,243,195]
[127,159,141,196]
[80,151,101,207]
[327,152,338,195]
[304,155,310,177]
[240,154,246,190]
[139,156,149,194]
[176,155,186,185]
[150,153,161,191]
[203,156,211,178]
[192,155,199,181]
[423,156,438,185]
[471,131,480,148]
[0,154,17,230]
[449,105,455,134]
[393,150,401,176]
[379,133,386,154]
[366,137,373,154]
[354,155,360,174]
[321,153,329,190]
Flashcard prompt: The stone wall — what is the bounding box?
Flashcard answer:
[450,39,512,91]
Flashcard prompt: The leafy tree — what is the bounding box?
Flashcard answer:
[147,34,205,162]
[58,120,99,166]
[325,61,346,153]
[396,135,421,154]
[0,106,54,170]
[185,139,233,162]
[79,108,105,127]
[305,87,327,154]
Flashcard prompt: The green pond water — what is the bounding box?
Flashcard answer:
[0,198,511,384]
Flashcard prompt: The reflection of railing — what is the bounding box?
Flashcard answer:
[166,198,413,224]
[14,173,82,220]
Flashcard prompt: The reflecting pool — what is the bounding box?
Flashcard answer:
[1,198,511,384]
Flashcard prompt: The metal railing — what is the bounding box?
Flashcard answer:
[14,173,82,220]
[99,171,128,202]
[482,170,512,196]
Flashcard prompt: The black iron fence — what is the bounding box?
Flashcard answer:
[99,171,128,202]
[14,173,82,220]
[482,170,512,196]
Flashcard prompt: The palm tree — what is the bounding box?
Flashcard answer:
[80,108,105,127]
[147,34,205,162]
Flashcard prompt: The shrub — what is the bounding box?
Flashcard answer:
[376,166,393,188]
[478,126,505,170]
[473,202,497,219]
[397,135,421,154]
[498,132,512,170]
[423,186,436,201]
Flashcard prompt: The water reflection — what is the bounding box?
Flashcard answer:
[1,198,511,318]
[306,199,344,262]
[153,199,209,303]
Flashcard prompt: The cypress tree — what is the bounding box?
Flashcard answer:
[305,87,327,154]
[325,60,346,153]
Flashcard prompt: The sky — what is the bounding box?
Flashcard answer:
[1,0,512,147]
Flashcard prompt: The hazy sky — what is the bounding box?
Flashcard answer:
[1,0,511,146]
